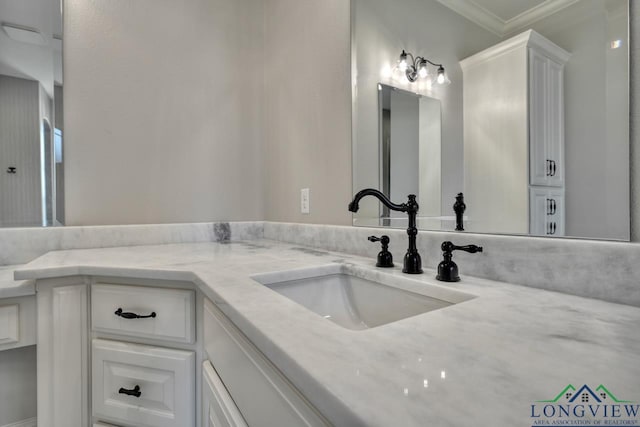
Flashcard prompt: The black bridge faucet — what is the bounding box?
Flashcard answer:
[349,188,422,274]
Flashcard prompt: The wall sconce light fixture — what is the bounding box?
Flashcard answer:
[398,50,450,85]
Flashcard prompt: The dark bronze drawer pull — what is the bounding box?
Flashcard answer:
[118,385,141,398]
[114,308,156,319]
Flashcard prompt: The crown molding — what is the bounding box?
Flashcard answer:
[504,0,581,35]
[437,0,582,37]
[460,29,571,70]
[434,0,504,36]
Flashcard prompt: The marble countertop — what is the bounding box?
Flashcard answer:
[15,240,640,426]
[0,264,34,298]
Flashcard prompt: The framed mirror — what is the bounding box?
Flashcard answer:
[0,0,64,227]
[351,0,630,241]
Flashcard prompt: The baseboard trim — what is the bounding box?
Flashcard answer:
[1,417,37,427]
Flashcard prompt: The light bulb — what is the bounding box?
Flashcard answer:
[437,66,445,84]
[399,51,408,71]
[418,61,428,78]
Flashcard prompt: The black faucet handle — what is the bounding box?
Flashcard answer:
[437,241,483,283]
[368,235,393,268]
[441,241,483,254]
[368,235,390,246]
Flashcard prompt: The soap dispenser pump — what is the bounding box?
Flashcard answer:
[436,241,483,282]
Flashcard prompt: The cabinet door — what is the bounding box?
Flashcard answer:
[529,50,565,187]
[545,189,565,236]
[203,361,247,427]
[203,299,329,427]
[546,59,565,187]
[529,188,565,236]
[529,49,549,186]
[529,188,547,235]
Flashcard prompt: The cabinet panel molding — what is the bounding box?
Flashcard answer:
[36,279,89,427]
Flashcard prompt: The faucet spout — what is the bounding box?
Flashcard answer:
[348,188,422,274]
[348,188,407,213]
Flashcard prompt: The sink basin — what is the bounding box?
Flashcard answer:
[252,264,475,330]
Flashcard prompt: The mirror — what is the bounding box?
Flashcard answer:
[0,0,64,227]
[352,0,630,240]
[357,84,445,230]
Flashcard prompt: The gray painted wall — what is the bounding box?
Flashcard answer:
[63,0,265,225]
[262,0,352,226]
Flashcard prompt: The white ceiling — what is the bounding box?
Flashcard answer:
[435,0,581,36]
[0,0,63,97]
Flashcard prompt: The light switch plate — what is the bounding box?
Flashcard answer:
[301,188,310,214]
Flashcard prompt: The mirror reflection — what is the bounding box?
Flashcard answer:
[376,84,445,230]
[352,0,630,240]
[0,0,64,227]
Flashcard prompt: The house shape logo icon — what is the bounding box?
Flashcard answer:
[537,384,633,403]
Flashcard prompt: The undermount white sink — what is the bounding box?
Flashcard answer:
[252,264,476,330]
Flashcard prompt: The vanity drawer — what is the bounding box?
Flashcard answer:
[203,298,328,427]
[92,284,195,343]
[92,339,195,427]
[203,360,247,427]
[0,295,36,351]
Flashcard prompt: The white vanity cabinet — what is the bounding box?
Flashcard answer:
[203,298,329,427]
[36,277,198,427]
[461,30,570,236]
[36,276,330,427]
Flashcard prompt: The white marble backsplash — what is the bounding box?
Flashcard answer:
[264,222,640,307]
[2,220,639,307]
[0,222,264,265]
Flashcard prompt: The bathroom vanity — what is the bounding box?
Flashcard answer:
[32,272,328,427]
[13,238,640,427]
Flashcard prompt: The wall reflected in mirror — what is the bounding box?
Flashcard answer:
[364,84,446,230]
[0,0,64,227]
[352,0,630,240]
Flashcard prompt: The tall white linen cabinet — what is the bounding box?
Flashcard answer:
[461,30,570,236]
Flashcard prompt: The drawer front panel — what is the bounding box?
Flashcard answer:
[203,298,328,427]
[0,296,36,351]
[203,361,247,427]
[92,284,195,343]
[92,339,195,427]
